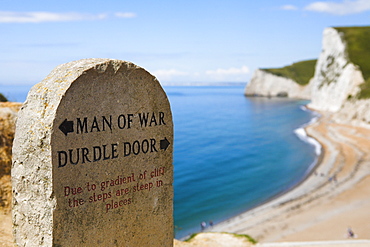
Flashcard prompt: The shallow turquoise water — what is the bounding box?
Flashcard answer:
[163,86,317,239]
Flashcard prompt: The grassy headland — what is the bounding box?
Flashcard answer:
[261,59,317,86]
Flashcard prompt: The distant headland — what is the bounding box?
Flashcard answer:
[246,26,370,128]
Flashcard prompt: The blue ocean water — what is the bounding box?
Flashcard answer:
[164,86,317,239]
[1,84,32,103]
[1,84,317,240]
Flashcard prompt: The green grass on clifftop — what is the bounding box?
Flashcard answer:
[335,26,370,99]
[261,59,317,86]
[184,232,257,244]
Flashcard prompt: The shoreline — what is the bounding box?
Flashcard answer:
[209,110,370,242]
[178,104,324,241]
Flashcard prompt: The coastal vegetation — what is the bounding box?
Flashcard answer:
[261,59,317,86]
[184,232,257,244]
[334,26,370,99]
[230,233,257,244]
[259,26,370,99]
[0,93,8,102]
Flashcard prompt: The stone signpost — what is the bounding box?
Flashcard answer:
[12,59,173,246]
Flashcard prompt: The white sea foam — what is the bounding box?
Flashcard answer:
[300,105,321,122]
[295,105,322,157]
[294,127,322,156]
[300,105,307,111]
[294,123,322,178]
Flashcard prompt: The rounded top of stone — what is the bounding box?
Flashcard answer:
[41,58,148,87]
[56,58,141,73]
[23,58,160,116]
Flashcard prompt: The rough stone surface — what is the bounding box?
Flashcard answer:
[12,59,173,246]
[331,98,370,127]
[308,27,364,112]
[0,102,21,213]
[307,27,370,128]
[244,69,311,99]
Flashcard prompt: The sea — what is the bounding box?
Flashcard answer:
[1,84,320,239]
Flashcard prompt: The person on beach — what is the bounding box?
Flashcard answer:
[209,221,213,227]
[347,227,355,238]
[329,174,338,184]
[201,221,206,231]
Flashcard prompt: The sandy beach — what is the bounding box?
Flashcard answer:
[210,112,370,243]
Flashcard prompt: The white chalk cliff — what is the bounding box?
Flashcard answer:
[308,28,364,112]
[308,28,370,127]
[246,27,370,127]
[245,69,311,99]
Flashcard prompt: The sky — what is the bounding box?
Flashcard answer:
[1,0,370,86]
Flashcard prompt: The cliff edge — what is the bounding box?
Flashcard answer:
[246,26,370,127]
[245,68,312,99]
[245,59,316,99]
[310,27,370,127]
[308,27,364,112]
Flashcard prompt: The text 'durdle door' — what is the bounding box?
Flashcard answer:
[12,59,173,247]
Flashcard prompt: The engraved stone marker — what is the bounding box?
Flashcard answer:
[12,59,173,246]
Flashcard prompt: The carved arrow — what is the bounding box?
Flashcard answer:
[160,137,170,151]
[59,119,74,136]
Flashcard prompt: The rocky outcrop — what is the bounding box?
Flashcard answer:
[308,27,370,127]
[308,27,365,112]
[0,102,22,213]
[247,26,370,127]
[245,69,311,99]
